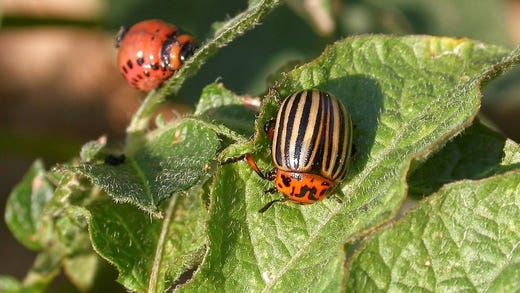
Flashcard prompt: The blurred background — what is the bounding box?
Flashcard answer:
[1,0,519,291]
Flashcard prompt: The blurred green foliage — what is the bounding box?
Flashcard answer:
[1,0,519,292]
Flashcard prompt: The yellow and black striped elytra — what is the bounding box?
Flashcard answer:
[236,89,353,212]
[272,90,352,181]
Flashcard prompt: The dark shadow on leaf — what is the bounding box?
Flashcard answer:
[325,75,384,183]
[407,119,516,198]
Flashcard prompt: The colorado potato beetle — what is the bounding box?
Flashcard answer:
[115,19,195,91]
[231,89,353,212]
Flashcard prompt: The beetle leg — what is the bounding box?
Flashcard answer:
[259,198,288,213]
[114,26,128,48]
[264,168,277,180]
[265,187,277,194]
[244,154,277,180]
[221,154,276,181]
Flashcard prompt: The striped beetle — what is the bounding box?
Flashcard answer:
[229,89,353,212]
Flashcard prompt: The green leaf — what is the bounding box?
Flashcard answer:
[195,83,258,137]
[0,275,22,293]
[85,187,206,292]
[408,119,519,197]
[21,250,62,292]
[181,36,519,291]
[125,0,282,149]
[79,136,107,162]
[346,166,520,291]
[68,120,220,215]
[5,161,104,291]
[62,253,103,292]
[47,177,101,291]
[5,160,56,250]
[0,257,61,293]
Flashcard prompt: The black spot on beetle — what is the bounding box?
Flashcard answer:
[136,57,144,66]
[150,63,159,70]
[297,186,317,200]
[179,42,195,62]
[143,70,150,77]
[281,174,291,187]
[126,59,133,69]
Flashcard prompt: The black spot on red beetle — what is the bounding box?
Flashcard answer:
[281,174,291,187]
[126,59,133,69]
[136,74,143,80]
[161,39,174,67]
[298,186,317,200]
[144,70,150,77]
[150,63,159,70]
[318,188,328,197]
[179,42,195,62]
[137,57,144,66]
[122,66,128,74]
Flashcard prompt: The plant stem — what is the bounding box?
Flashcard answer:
[125,91,162,154]
[124,0,281,154]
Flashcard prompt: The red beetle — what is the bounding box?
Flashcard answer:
[115,19,195,91]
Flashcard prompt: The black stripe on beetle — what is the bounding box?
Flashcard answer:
[230,89,353,212]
